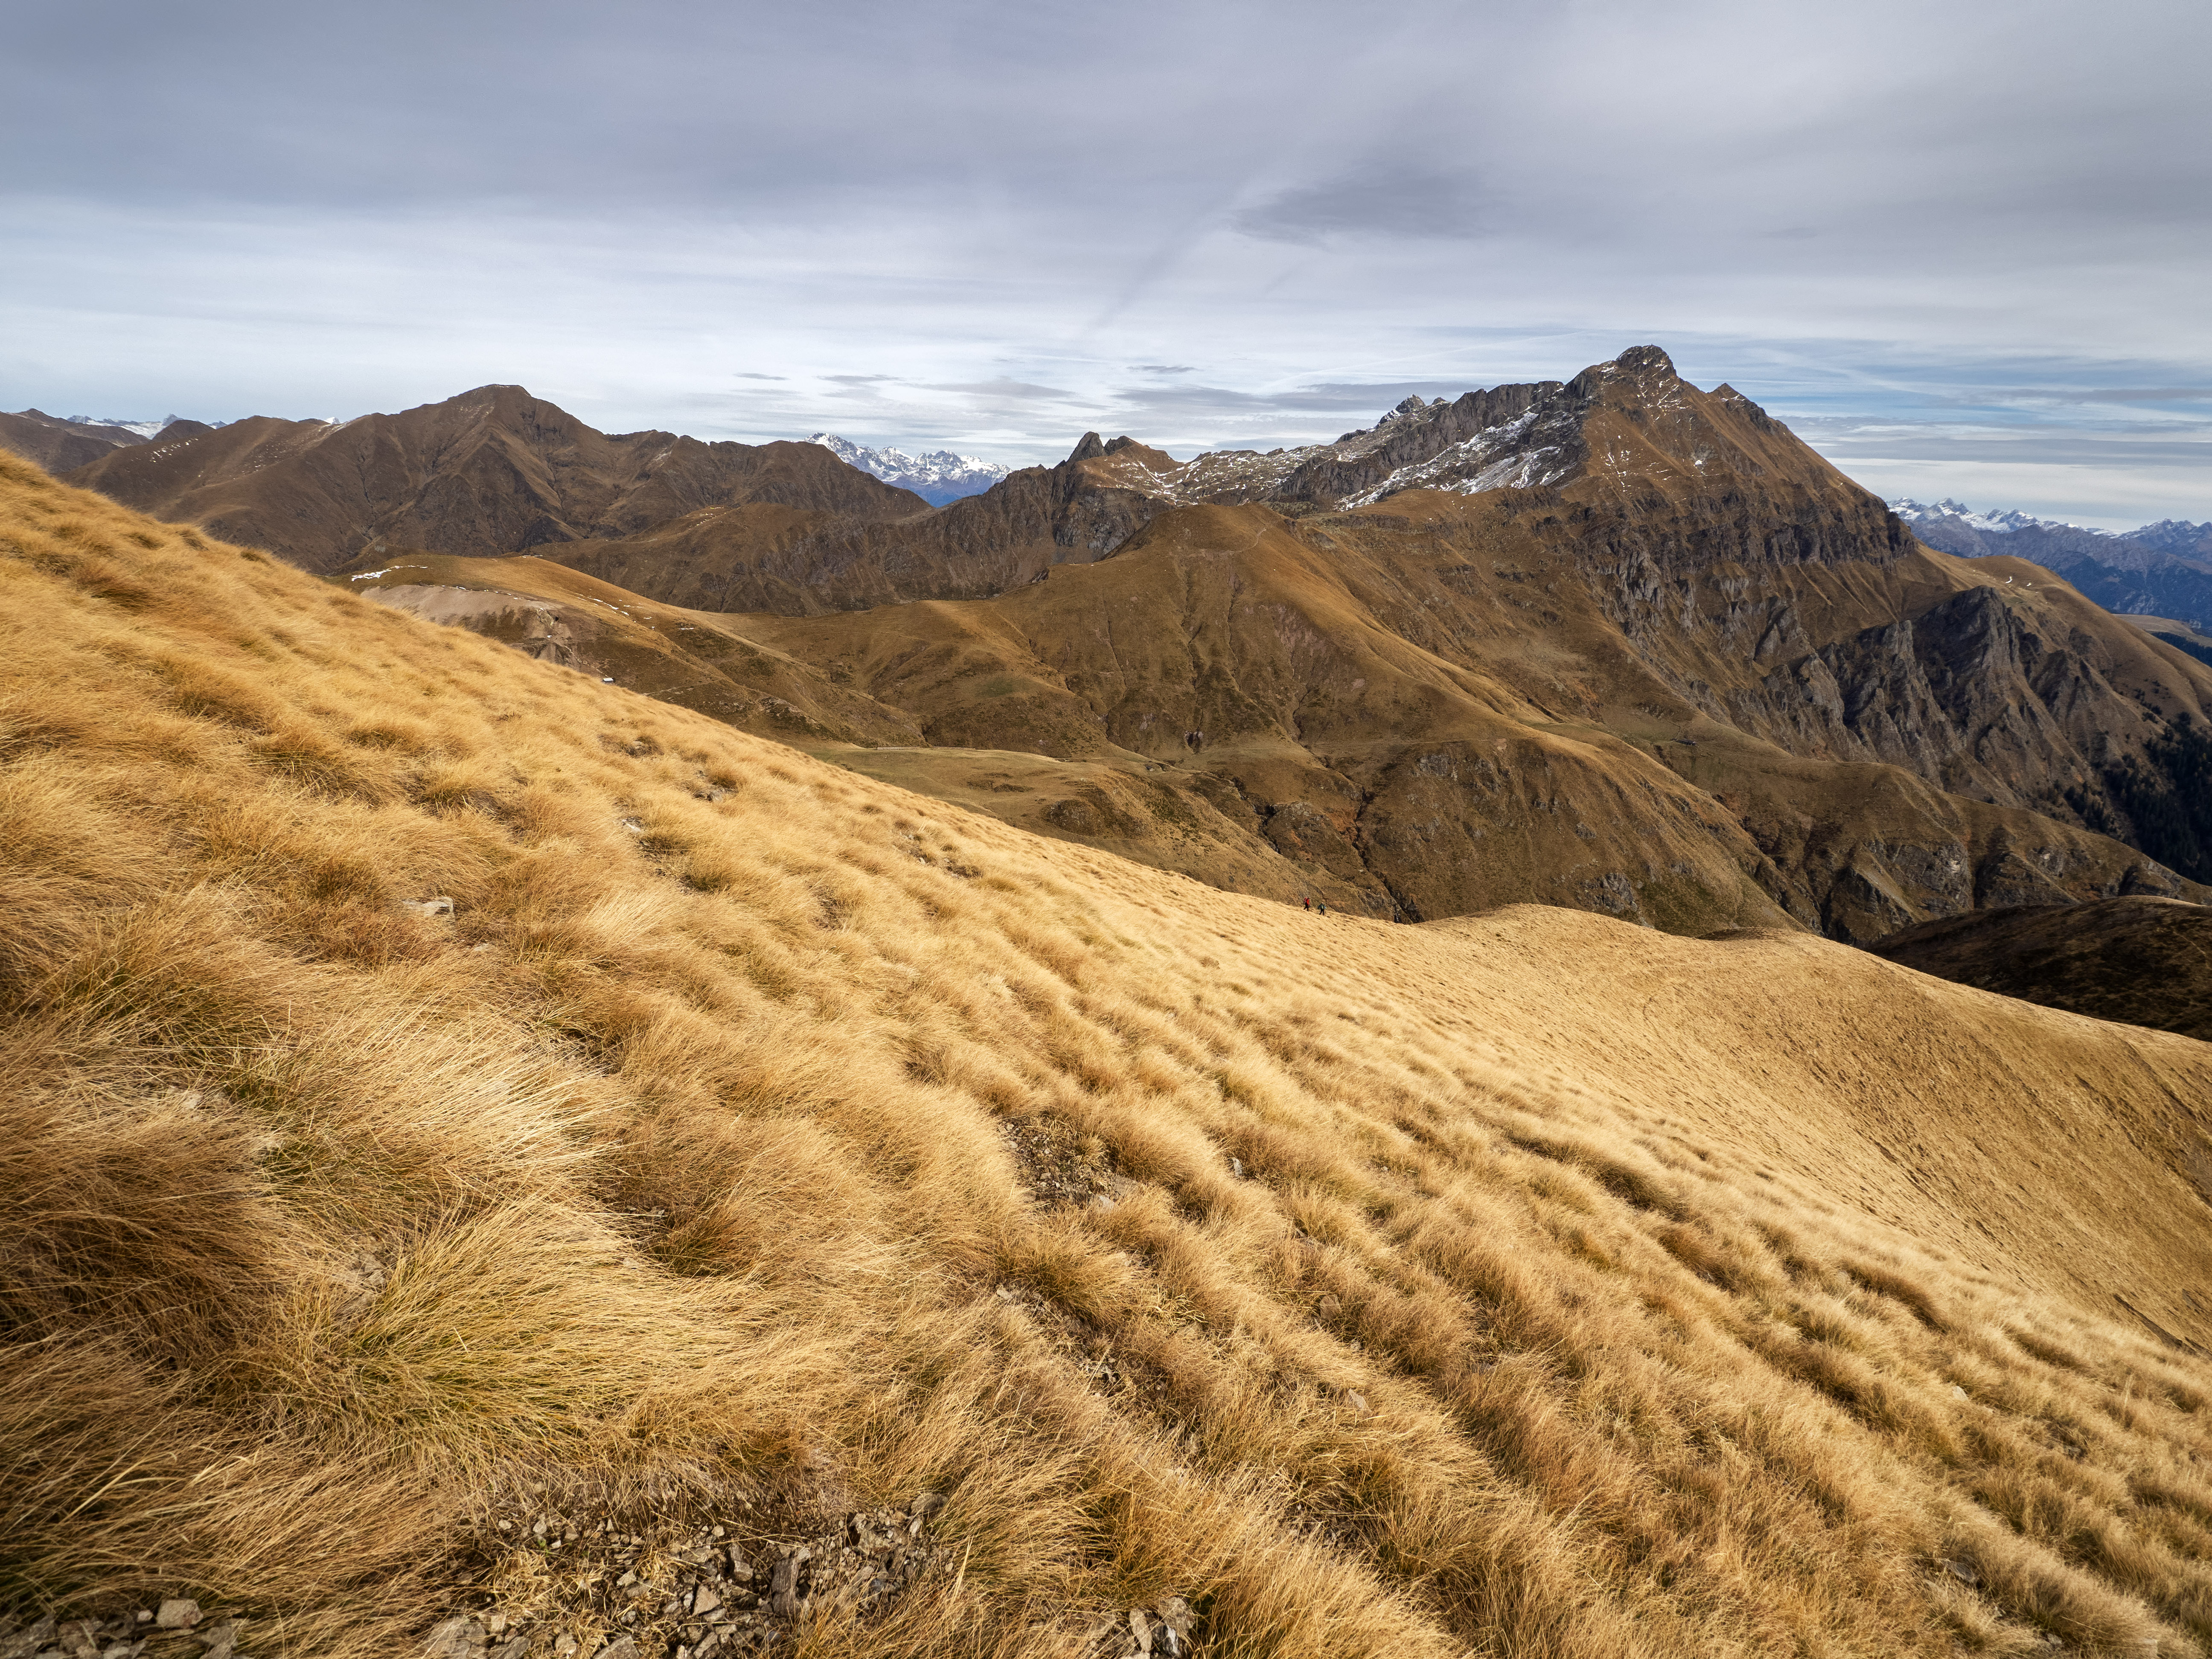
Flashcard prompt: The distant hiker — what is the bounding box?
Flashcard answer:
[1318,901,1327,916]
[1303,896,1311,910]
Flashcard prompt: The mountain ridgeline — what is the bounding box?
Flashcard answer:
[41,349,2212,948]
[1892,497,2212,636]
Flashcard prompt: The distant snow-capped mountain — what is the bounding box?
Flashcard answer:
[809,434,1009,506]
[1887,498,2113,538]
[1887,497,2212,631]
[65,414,208,439]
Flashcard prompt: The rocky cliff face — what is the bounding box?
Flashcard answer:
[64,386,927,574]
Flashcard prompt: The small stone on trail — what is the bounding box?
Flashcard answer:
[690,1584,720,1616]
[197,1620,239,1659]
[1,1613,57,1656]
[767,1555,803,1620]
[593,1640,637,1659]
[422,1614,484,1656]
[154,1601,201,1630]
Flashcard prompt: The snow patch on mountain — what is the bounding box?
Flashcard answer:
[1887,498,2113,537]
[810,434,1010,506]
[64,414,223,439]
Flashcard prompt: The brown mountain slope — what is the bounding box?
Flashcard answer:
[1870,897,2212,1040]
[734,498,2199,935]
[63,385,928,574]
[75,351,2212,939]
[0,409,148,472]
[8,449,2212,1659]
[338,553,1426,912]
[545,431,1174,614]
[343,504,2197,941]
[523,348,2212,940]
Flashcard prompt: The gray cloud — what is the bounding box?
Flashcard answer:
[1231,169,1492,244]
[923,378,1072,401]
[3,0,2209,519]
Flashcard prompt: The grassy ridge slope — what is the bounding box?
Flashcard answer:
[6,450,2212,1659]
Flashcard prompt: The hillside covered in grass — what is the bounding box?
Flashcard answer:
[5,448,2212,1659]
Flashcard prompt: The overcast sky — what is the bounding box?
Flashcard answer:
[6,0,2209,526]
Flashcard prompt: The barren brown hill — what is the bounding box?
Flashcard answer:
[542,431,1174,614]
[9,448,2212,1659]
[0,409,149,473]
[1870,896,2212,1040]
[62,385,928,574]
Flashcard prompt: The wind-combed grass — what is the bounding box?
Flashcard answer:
[4,447,2212,1658]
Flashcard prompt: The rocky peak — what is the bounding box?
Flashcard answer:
[1378,395,1447,425]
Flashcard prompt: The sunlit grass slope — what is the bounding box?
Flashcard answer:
[6,448,2212,1659]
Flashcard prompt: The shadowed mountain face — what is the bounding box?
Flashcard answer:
[1871,897,2212,1041]
[61,385,928,575]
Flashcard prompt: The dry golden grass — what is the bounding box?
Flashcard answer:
[5,448,2212,1659]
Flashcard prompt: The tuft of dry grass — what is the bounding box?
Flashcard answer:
[3,447,2212,1657]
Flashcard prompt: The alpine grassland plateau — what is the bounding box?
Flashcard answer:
[4,445,2212,1658]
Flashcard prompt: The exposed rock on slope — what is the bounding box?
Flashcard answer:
[63,385,928,574]
[343,554,930,752]
[1870,896,2212,1040]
